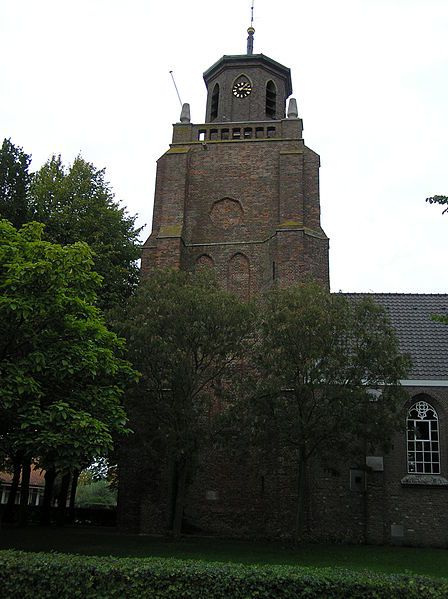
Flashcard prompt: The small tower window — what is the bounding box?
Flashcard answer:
[211,83,220,120]
[266,80,277,119]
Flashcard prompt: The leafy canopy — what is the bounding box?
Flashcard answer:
[231,283,409,541]
[29,154,142,311]
[0,138,142,312]
[0,138,31,228]
[246,283,410,461]
[119,268,253,460]
[0,220,136,471]
[117,268,253,536]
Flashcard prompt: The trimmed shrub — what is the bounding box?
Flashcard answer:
[0,550,447,598]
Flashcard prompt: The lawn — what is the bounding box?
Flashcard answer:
[1,525,448,579]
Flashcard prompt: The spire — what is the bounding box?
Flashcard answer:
[246,1,255,55]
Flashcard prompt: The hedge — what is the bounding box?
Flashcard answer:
[1,505,116,527]
[0,550,447,598]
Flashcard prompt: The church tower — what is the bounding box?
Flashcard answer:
[142,28,329,297]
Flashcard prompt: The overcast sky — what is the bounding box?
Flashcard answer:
[1,0,447,293]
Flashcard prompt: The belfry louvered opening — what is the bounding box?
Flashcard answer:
[211,84,220,120]
[266,80,276,119]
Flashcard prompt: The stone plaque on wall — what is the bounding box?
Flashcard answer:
[366,456,384,471]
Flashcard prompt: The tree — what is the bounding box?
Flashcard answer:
[236,283,409,543]
[117,269,252,539]
[29,155,142,312]
[75,478,117,508]
[0,220,136,523]
[0,139,32,228]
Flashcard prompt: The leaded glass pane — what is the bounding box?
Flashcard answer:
[406,400,440,475]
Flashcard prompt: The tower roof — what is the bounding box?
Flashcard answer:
[203,54,293,97]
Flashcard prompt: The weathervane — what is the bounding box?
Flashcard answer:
[247,0,255,55]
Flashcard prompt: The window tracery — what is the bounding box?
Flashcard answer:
[407,400,440,474]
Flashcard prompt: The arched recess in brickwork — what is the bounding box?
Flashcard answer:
[210,198,244,230]
[195,254,215,270]
[227,252,250,300]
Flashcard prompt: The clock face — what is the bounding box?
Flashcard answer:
[232,79,252,98]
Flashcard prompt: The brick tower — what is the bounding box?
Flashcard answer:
[142,30,329,297]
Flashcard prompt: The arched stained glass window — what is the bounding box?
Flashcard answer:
[407,400,440,474]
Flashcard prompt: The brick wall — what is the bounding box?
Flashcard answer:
[141,124,329,291]
[120,386,448,547]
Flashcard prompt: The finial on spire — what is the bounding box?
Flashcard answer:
[246,0,255,55]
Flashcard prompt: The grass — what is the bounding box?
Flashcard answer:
[1,525,448,579]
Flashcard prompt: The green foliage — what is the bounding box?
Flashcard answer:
[233,283,410,541]
[29,154,142,311]
[433,314,448,325]
[1,138,141,311]
[0,220,136,472]
[250,284,409,456]
[2,527,448,578]
[75,479,117,507]
[0,139,32,228]
[1,550,447,598]
[117,268,253,536]
[120,269,252,456]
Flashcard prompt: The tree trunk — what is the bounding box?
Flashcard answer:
[294,451,307,545]
[68,469,80,524]
[172,458,188,540]
[167,458,177,531]
[4,458,22,522]
[18,456,31,526]
[56,472,71,526]
[41,467,56,526]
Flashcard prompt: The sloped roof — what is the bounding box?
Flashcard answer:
[0,467,45,487]
[343,294,448,381]
[203,54,293,96]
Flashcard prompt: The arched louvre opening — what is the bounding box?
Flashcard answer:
[266,80,277,119]
[211,84,220,120]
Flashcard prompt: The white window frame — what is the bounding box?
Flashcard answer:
[407,400,440,474]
